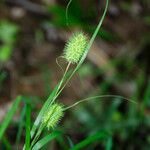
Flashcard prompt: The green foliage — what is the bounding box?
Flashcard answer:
[15,105,26,145]
[48,5,80,27]
[32,131,63,150]
[105,137,113,150]
[30,84,60,139]
[0,20,19,62]
[0,96,22,139]
[70,131,107,150]
[46,0,118,41]
[25,103,31,150]
[0,21,18,43]
[0,45,13,62]
[2,136,11,150]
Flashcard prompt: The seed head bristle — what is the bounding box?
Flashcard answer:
[64,32,88,64]
[42,103,64,130]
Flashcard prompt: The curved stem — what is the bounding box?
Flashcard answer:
[66,0,73,26]
[53,0,109,100]
[50,62,71,105]
[55,62,71,97]
[64,95,137,110]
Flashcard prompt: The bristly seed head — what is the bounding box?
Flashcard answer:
[64,32,88,64]
[42,103,64,130]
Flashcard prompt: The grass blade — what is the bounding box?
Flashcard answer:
[15,105,26,145]
[70,131,107,150]
[0,96,22,140]
[105,137,113,150]
[2,136,11,150]
[67,136,74,148]
[25,103,31,150]
[32,131,62,150]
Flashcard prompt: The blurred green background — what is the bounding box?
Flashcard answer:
[0,0,150,149]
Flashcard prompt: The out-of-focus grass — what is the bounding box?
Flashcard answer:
[0,21,19,62]
[0,96,22,140]
[69,57,150,149]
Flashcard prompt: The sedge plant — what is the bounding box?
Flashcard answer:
[25,0,135,149]
[0,0,136,149]
[26,0,111,148]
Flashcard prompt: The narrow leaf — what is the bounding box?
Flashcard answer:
[105,137,113,150]
[32,131,62,150]
[0,96,22,139]
[25,103,31,150]
[30,84,59,138]
[70,132,107,150]
[15,105,26,145]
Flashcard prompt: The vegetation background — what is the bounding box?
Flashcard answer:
[0,0,150,149]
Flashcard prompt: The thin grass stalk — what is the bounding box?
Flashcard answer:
[54,0,109,100]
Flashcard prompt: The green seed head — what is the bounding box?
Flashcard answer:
[64,32,88,64]
[42,103,64,130]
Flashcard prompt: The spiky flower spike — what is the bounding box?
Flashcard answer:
[42,103,64,130]
[64,32,88,64]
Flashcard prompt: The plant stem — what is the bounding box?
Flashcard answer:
[30,124,44,148]
[50,62,71,105]
[64,95,137,110]
[52,0,109,102]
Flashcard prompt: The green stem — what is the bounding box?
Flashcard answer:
[30,124,44,148]
[66,0,73,26]
[64,95,137,110]
[29,0,109,146]
[50,62,71,105]
[30,63,71,148]
[54,0,109,100]
[30,62,71,139]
